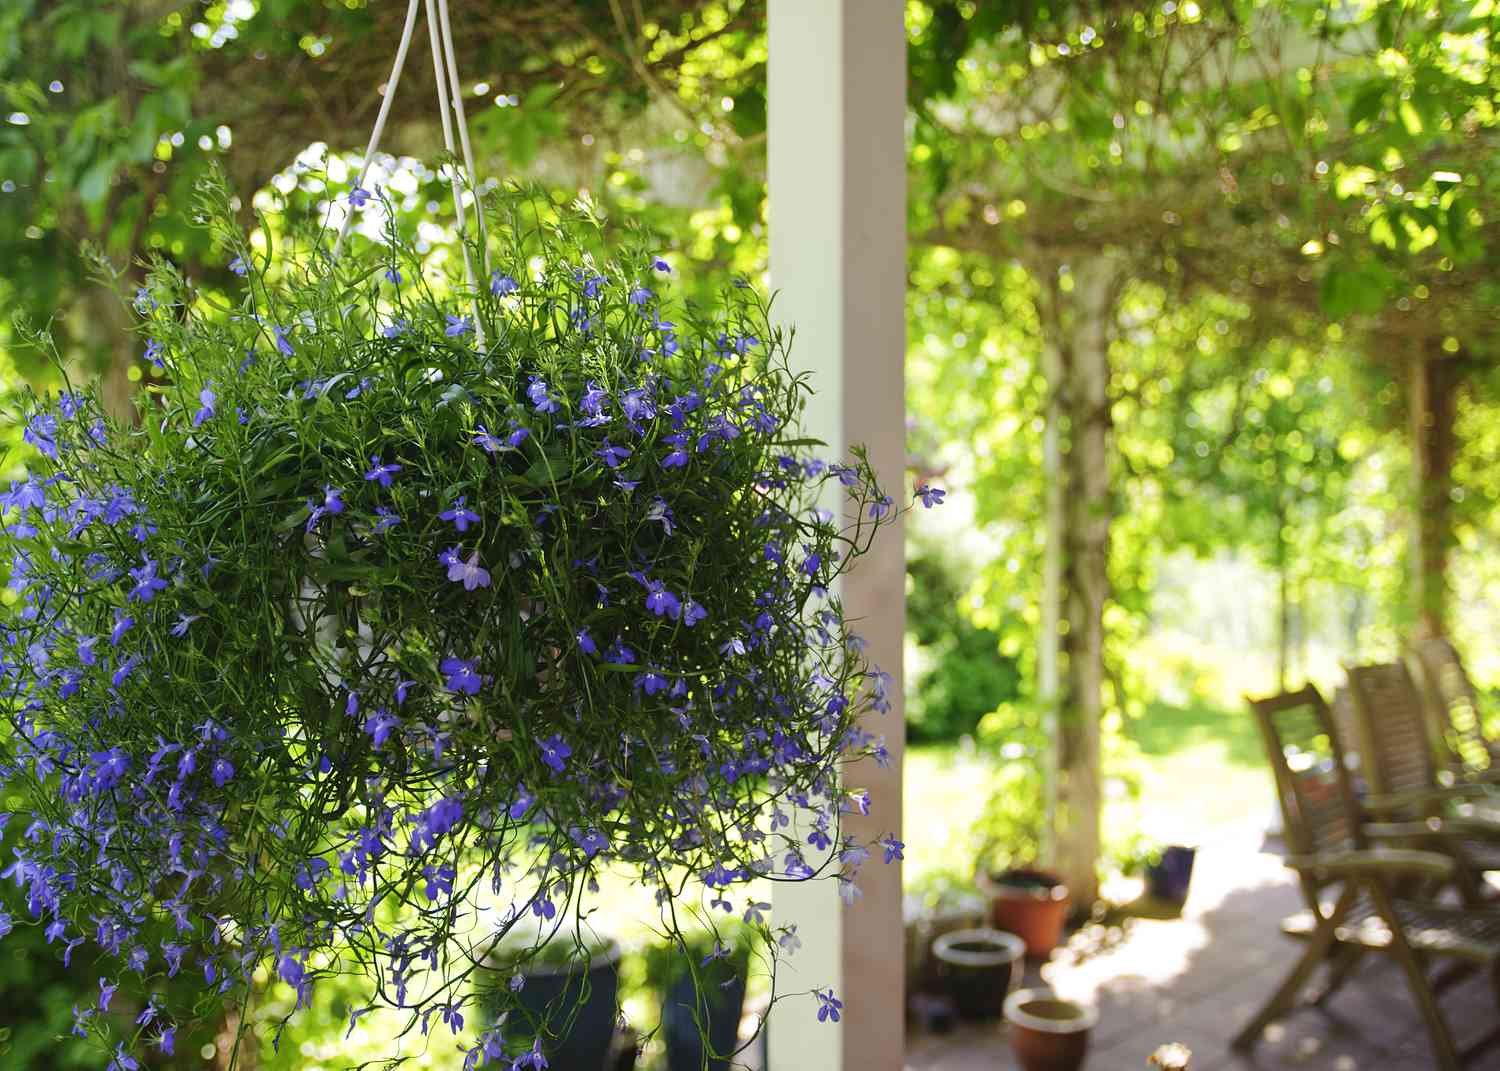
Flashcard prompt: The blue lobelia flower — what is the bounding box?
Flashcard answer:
[364,456,403,487]
[915,484,946,508]
[445,315,473,337]
[445,551,491,591]
[192,383,216,428]
[439,497,481,532]
[539,734,571,773]
[440,657,482,695]
[595,440,631,469]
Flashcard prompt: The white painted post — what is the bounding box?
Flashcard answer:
[767,4,907,1070]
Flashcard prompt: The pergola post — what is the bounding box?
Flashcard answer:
[766,4,907,1070]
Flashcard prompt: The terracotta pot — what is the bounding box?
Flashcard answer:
[1004,988,1097,1071]
[931,928,1026,1020]
[977,868,1070,958]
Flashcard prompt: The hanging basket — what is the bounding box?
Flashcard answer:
[0,175,924,1063]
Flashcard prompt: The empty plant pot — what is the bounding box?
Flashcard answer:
[1004,989,1097,1071]
[977,868,1071,958]
[932,927,1027,1020]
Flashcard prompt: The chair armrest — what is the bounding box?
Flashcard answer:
[1362,783,1490,814]
[1363,820,1444,841]
[1285,848,1455,881]
[1429,813,1500,838]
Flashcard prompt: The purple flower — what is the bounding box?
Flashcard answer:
[365,456,402,487]
[446,550,491,591]
[441,657,482,696]
[229,256,248,276]
[384,267,402,285]
[628,286,653,306]
[193,383,216,427]
[880,834,905,864]
[575,628,597,655]
[349,185,371,208]
[915,485,946,509]
[580,381,610,421]
[127,559,168,603]
[98,977,117,1012]
[644,582,681,619]
[661,433,689,469]
[439,496,481,532]
[364,709,401,748]
[157,1027,176,1055]
[278,954,305,988]
[273,327,294,356]
[508,785,535,820]
[472,425,504,453]
[682,599,707,627]
[527,376,559,414]
[515,1039,549,1069]
[306,486,345,531]
[110,613,135,647]
[596,440,632,469]
[445,315,473,337]
[23,413,58,459]
[816,988,843,1023]
[490,272,518,296]
[638,670,669,696]
[382,318,408,338]
[211,758,235,788]
[539,734,571,773]
[651,256,671,273]
[371,506,400,534]
[868,495,893,520]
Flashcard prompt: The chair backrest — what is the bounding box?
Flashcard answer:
[1409,635,1492,774]
[1344,661,1437,803]
[1248,685,1362,861]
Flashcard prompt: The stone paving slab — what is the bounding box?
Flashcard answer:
[905,830,1500,1070]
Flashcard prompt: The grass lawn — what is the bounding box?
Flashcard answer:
[903,697,1272,891]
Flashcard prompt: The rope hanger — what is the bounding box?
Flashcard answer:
[334,0,491,348]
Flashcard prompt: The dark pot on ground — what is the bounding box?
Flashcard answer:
[662,956,747,1071]
[485,939,622,1071]
[931,927,1026,1020]
[977,868,1070,958]
[1145,846,1197,904]
[1004,988,1097,1071]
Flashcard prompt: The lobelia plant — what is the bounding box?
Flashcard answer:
[0,174,937,1069]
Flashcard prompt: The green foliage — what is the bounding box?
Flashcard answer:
[906,543,1021,743]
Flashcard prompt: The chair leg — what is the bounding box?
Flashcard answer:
[1312,945,1365,1007]
[1367,881,1461,1071]
[1232,887,1354,1051]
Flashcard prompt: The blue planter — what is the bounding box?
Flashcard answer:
[487,940,621,1071]
[661,958,747,1071]
[1146,846,1197,904]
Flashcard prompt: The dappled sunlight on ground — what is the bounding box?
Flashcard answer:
[906,831,1500,1070]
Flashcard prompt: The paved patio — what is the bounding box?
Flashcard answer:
[906,829,1500,1070]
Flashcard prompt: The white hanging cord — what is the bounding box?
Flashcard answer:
[423,0,486,349]
[333,0,422,259]
[435,0,492,280]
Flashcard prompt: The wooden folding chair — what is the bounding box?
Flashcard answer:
[1343,660,1500,880]
[1408,635,1500,785]
[1233,685,1500,1069]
